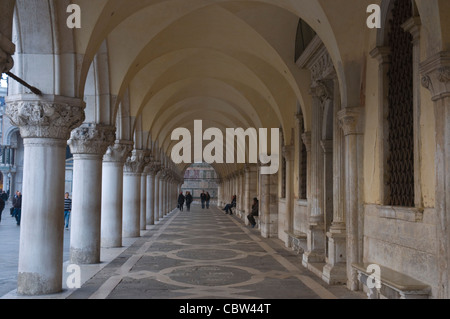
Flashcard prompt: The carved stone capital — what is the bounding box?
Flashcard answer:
[144,160,162,176]
[311,79,333,104]
[68,124,116,156]
[369,46,391,64]
[282,145,295,161]
[103,140,133,163]
[337,107,364,136]
[420,51,450,102]
[5,94,85,140]
[301,132,312,152]
[124,149,151,174]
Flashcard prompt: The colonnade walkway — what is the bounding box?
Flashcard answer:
[1,203,364,299]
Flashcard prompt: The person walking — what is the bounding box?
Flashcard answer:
[0,191,5,224]
[178,192,185,211]
[11,191,19,217]
[206,192,211,209]
[200,190,207,209]
[185,191,193,212]
[247,197,259,228]
[64,192,72,230]
[12,191,22,226]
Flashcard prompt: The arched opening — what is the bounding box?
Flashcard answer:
[181,163,219,205]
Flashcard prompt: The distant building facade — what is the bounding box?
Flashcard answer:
[181,163,219,202]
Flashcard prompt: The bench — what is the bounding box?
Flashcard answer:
[352,263,431,299]
[284,230,307,255]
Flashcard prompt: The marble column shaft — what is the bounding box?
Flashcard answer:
[101,140,133,248]
[68,124,116,264]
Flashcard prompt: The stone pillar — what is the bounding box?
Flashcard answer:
[101,140,133,248]
[5,94,85,295]
[303,89,326,266]
[140,155,150,230]
[217,181,222,207]
[145,162,159,225]
[123,150,149,238]
[338,107,364,291]
[68,124,115,264]
[158,170,166,219]
[282,145,294,246]
[320,140,333,234]
[259,169,278,238]
[154,169,161,222]
[323,77,347,285]
[420,51,450,298]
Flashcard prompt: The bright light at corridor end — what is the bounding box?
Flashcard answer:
[171,120,280,175]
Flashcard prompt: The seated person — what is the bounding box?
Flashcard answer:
[223,195,237,215]
[247,197,259,228]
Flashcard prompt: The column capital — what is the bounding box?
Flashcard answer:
[420,51,450,102]
[369,46,391,64]
[144,161,162,176]
[402,16,421,44]
[124,149,151,174]
[337,107,364,136]
[301,132,312,152]
[5,94,85,140]
[68,124,116,156]
[103,140,133,163]
[310,79,334,105]
[282,144,295,161]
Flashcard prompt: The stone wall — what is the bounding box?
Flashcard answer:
[363,204,438,297]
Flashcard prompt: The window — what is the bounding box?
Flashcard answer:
[297,113,307,200]
[386,0,414,207]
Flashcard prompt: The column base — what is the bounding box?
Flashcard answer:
[18,272,62,296]
[101,238,122,249]
[322,230,347,284]
[70,247,100,265]
[302,223,326,266]
[322,263,347,285]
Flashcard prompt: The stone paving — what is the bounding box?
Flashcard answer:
[0,203,365,300]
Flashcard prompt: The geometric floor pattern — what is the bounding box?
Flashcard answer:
[67,205,364,299]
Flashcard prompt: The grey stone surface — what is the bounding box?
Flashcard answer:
[1,203,365,299]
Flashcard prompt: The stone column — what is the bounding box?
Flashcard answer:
[420,51,450,298]
[140,153,151,230]
[68,124,115,264]
[217,181,223,207]
[259,168,278,238]
[101,140,133,248]
[282,145,294,246]
[164,175,170,215]
[302,87,326,266]
[320,140,333,234]
[123,150,149,238]
[158,170,166,219]
[338,107,364,291]
[5,94,85,295]
[323,78,347,285]
[145,162,159,226]
[154,169,161,222]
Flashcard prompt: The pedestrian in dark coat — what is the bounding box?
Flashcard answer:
[185,192,193,212]
[178,192,185,211]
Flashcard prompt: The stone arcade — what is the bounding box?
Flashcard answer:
[0,0,449,299]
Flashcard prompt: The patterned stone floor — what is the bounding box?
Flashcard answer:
[65,204,364,300]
